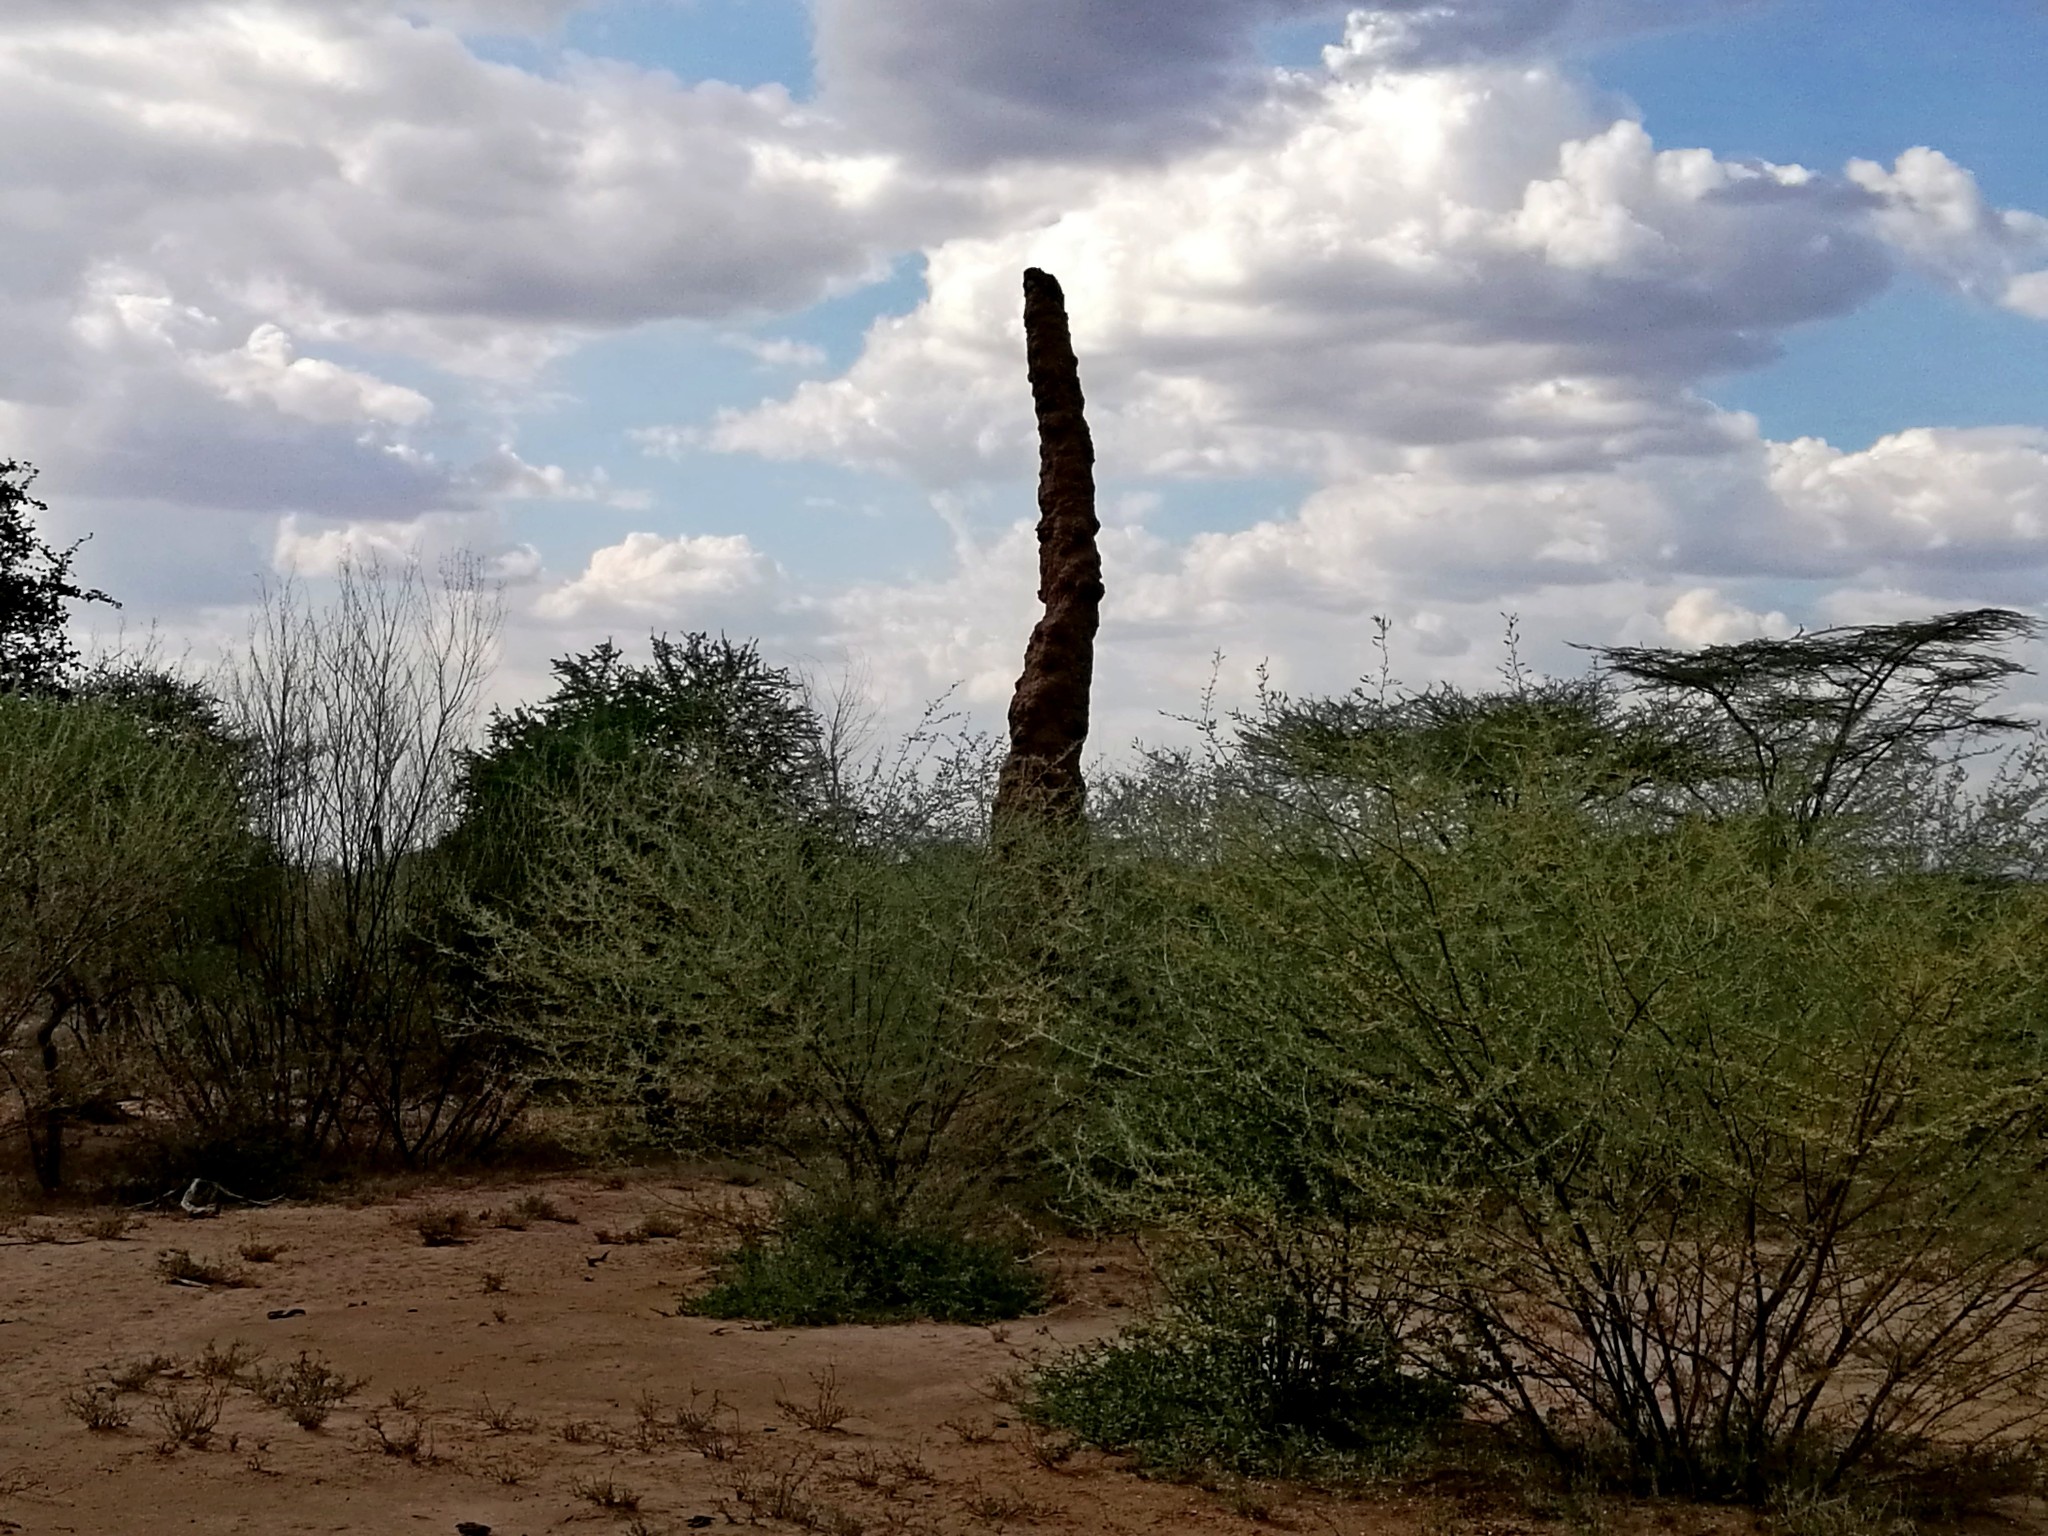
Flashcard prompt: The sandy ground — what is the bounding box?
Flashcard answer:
[0,1171,1971,1536]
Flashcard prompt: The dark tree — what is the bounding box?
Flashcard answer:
[0,460,116,694]
[1588,608,2042,846]
[466,633,824,811]
[994,268,1103,843]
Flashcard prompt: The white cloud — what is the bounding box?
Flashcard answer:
[535,530,777,620]
[272,514,429,576]
[464,443,645,505]
[711,60,1889,487]
[1660,587,1790,647]
[193,324,433,427]
[1849,148,2048,316]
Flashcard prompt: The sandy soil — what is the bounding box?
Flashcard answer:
[0,1172,1932,1536]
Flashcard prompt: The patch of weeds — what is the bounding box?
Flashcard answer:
[65,1382,133,1431]
[689,1199,1044,1327]
[725,1452,820,1526]
[559,1416,619,1448]
[236,1239,287,1264]
[362,1408,436,1462]
[672,1388,746,1460]
[571,1472,642,1513]
[960,1481,1050,1524]
[1019,1425,1076,1471]
[514,1191,577,1225]
[154,1248,247,1287]
[637,1210,685,1240]
[474,1449,527,1485]
[489,1205,529,1231]
[193,1338,265,1386]
[410,1208,472,1247]
[596,1225,650,1246]
[479,1268,508,1294]
[385,1386,427,1411]
[776,1365,851,1433]
[151,1381,225,1450]
[1024,1258,1460,1480]
[473,1393,539,1435]
[940,1414,997,1446]
[251,1350,367,1429]
[108,1352,179,1393]
[85,1210,132,1241]
[846,1450,890,1491]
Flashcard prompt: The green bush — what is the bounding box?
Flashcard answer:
[1028,1249,1460,1479]
[1065,679,2048,1504]
[689,1198,1045,1326]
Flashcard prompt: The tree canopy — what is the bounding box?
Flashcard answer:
[0,460,116,694]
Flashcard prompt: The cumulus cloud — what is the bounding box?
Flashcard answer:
[535,530,777,620]
[1849,148,2048,316]
[711,61,1892,487]
[813,0,1761,168]
[192,325,434,427]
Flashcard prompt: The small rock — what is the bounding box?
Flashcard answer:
[456,1524,492,1536]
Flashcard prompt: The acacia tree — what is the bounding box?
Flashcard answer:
[0,459,115,694]
[1589,608,2042,850]
[0,694,241,1188]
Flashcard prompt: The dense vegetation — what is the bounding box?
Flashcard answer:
[9,468,2048,1518]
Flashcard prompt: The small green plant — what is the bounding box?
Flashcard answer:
[690,1199,1043,1327]
[1025,1256,1460,1479]
[154,1248,246,1287]
[65,1382,133,1431]
[251,1351,366,1429]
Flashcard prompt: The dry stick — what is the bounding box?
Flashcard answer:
[994,268,1103,844]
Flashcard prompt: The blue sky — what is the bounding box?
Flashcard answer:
[5,0,2046,745]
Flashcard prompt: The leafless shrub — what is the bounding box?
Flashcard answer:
[150,1382,225,1450]
[65,1383,132,1431]
[776,1366,851,1433]
[474,1393,538,1435]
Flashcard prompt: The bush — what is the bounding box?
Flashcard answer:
[689,1197,1044,1326]
[477,745,1062,1222]
[1067,686,2048,1505]
[1027,1247,1460,1479]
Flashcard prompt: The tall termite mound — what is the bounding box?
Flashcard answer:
[993,267,1103,841]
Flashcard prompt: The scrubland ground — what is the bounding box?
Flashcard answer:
[1,1172,1801,1536]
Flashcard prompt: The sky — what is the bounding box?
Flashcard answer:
[6,0,2048,752]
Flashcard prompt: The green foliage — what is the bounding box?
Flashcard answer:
[455,633,830,899]
[690,1196,1045,1326]
[1067,678,2048,1502]
[0,459,116,696]
[475,747,1061,1218]
[0,690,243,1187]
[1028,1250,1460,1479]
